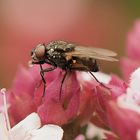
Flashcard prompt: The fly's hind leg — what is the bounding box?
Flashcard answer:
[88,71,100,83]
[88,71,110,90]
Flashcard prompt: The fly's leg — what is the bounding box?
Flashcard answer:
[59,70,68,100]
[39,64,56,97]
[88,71,110,90]
[88,71,100,83]
[40,65,46,97]
[88,60,110,89]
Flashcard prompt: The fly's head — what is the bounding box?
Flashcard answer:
[30,44,48,64]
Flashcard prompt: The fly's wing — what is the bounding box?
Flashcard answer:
[65,46,118,61]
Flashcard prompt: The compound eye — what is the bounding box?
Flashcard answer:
[30,49,34,56]
[35,44,46,59]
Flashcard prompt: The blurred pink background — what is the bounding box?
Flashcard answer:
[0,0,140,88]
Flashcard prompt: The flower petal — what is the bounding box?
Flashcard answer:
[119,67,140,107]
[38,71,80,125]
[10,113,41,140]
[120,58,139,82]
[136,129,140,140]
[8,91,37,126]
[77,71,111,84]
[107,101,140,140]
[11,65,37,95]
[74,134,85,140]
[0,113,9,140]
[129,67,140,94]
[108,74,128,99]
[78,87,96,124]
[29,125,63,140]
[126,20,140,60]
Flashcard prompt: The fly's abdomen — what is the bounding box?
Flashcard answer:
[82,58,99,72]
[70,57,99,72]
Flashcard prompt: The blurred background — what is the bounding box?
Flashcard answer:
[0,0,140,88]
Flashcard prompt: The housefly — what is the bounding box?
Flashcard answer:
[30,40,118,98]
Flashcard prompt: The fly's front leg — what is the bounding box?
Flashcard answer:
[40,64,56,96]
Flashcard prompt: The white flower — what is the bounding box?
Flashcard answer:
[0,88,63,140]
[117,67,140,113]
[0,113,63,140]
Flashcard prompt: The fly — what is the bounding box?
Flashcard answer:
[29,40,118,99]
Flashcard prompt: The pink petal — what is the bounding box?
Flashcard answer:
[105,133,119,140]
[120,58,139,82]
[94,86,112,125]
[90,85,112,128]
[91,77,126,129]
[108,74,128,99]
[38,71,80,125]
[107,101,140,140]
[109,74,128,90]
[29,64,61,85]
[8,65,62,125]
[8,91,37,126]
[11,65,37,97]
[126,20,140,60]
[38,100,68,125]
[75,134,85,140]
[78,87,96,124]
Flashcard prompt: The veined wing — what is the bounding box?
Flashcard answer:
[65,46,118,62]
[76,46,117,56]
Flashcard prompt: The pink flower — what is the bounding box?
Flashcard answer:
[38,71,80,125]
[3,64,105,139]
[8,63,114,128]
[7,65,61,126]
[2,60,125,139]
[3,58,140,139]
[82,67,140,140]
[87,74,127,129]
[76,71,127,132]
[108,74,128,99]
[120,20,140,81]
[106,67,140,140]
[107,101,140,140]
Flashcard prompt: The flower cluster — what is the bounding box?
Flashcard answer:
[120,20,140,82]
[5,65,102,139]
[1,20,140,140]
[1,62,140,140]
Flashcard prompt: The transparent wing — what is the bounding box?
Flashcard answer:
[76,46,117,56]
[65,46,118,62]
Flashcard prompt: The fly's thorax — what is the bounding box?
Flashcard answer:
[46,50,69,68]
[46,41,75,68]
[47,41,75,52]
